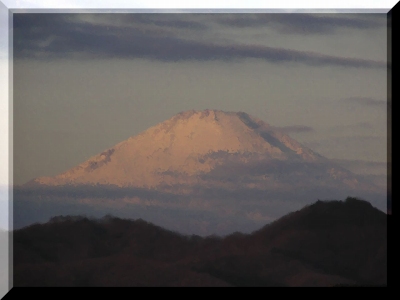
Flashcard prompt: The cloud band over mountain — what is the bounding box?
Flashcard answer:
[13,13,388,69]
[274,125,314,134]
[215,14,386,34]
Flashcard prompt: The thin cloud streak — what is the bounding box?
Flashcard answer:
[343,97,388,107]
[214,14,386,34]
[13,14,388,69]
[273,125,314,134]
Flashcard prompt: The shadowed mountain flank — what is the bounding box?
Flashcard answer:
[16,110,386,235]
[26,110,375,193]
[13,198,387,287]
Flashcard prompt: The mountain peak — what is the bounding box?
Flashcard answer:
[175,109,221,119]
[167,109,231,125]
[30,110,340,189]
[170,110,264,127]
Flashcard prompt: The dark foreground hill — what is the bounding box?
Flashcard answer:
[14,197,387,287]
[19,110,386,236]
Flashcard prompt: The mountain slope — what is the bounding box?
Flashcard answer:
[28,110,367,192]
[17,110,386,235]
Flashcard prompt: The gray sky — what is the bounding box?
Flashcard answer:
[13,13,388,185]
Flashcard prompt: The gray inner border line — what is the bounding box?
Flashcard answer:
[4,7,393,293]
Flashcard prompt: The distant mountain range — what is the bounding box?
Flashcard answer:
[13,198,387,287]
[15,110,387,235]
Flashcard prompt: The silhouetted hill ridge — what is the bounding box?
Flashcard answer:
[15,110,386,236]
[14,198,387,287]
[254,197,386,234]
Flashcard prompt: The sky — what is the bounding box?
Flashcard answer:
[0,1,393,295]
[10,12,389,186]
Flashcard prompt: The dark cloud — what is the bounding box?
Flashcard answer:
[330,159,387,177]
[331,159,387,169]
[330,135,386,143]
[13,13,388,69]
[274,125,314,134]
[13,13,207,31]
[119,14,208,30]
[329,122,375,132]
[215,13,386,34]
[343,97,388,107]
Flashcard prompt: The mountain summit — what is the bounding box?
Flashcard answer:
[18,110,385,235]
[30,109,368,193]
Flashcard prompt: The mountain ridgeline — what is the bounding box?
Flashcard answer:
[15,110,387,235]
[14,198,387,287]
[27,110,368,190]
